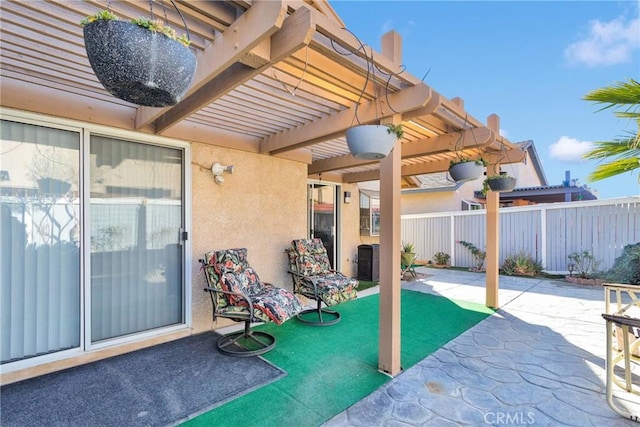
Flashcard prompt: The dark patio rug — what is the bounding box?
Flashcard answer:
[0,331,286,427]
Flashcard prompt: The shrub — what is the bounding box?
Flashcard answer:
[402,242,415,253]
[502,251,543,276]
[602,243,640,284]
[433,251,450,266]
[568,250,601,278]
[458,240,486,271]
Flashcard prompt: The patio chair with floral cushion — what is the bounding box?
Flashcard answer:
[285,238,358,326]
[200,248,302,357]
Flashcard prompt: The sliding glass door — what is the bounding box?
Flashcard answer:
[1,120,81,363]
[90,136,184,342]
[1,118,187,366]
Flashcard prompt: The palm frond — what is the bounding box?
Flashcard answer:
[583,79,640,113]
[587,158,640,182]
[583,140,640,160]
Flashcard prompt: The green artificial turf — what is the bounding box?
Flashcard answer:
[183,289,494,427]
[354,280,379,291]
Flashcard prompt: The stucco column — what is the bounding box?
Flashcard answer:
[379,135,402,375]
[378,30,403,376]
[485,114,501,308]
[485,189,499,308]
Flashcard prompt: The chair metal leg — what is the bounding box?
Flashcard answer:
[296,299,340,326]
[603,315,640,422]
[216,321,276,357]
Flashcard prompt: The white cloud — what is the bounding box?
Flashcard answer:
[381,19,394,35]
[499,129,509,138]
[549,136,593,162]
[565,15,640,67]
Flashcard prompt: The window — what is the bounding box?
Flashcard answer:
[461,199,482,211]
[360,190,380,236]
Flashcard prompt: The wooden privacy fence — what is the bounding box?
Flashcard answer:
[401,197,640,273]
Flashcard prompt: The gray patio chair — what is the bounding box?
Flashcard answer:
[200,247,302,357]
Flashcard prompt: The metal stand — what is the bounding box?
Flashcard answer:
[296,299,340,326]
[216,322,276,357]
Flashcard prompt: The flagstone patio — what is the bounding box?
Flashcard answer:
[323,267,640,426]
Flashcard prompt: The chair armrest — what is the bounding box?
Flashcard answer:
[603,313,640,329]
[203,286,254,313]
[286,270,320,294]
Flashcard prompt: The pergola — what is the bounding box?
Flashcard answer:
[0,0,525,376]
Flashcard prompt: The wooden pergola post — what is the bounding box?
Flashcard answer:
[378,30,402,376]
[485,113,500,309]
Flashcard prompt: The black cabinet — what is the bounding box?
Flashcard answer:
[357,244,379,281]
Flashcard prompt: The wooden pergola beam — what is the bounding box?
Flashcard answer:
[260,83,433,155]
[309,127,494,175]
[135,0,289,131]
[401,127,495,159]
[342,146,524,183]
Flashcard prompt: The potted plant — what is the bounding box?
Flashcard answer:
[401,241,416,266]
[433,251,450,268]
[482,173,517,194]
[565,250,603,285]
[346,123,404,160]
[81,9,197,107]
[448,157,487,182]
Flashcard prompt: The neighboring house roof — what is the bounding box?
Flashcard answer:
[401,172,463,193]
[473,176,598,203]
[515,140,547,186]
[473,184,598,203]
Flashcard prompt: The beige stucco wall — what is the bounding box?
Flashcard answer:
[190,143,308,333]
[338,182,362,278]
[401,176,483,215]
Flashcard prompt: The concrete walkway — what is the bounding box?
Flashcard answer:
[323,268,640,426]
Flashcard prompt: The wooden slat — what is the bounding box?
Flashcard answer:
[260,83,433,154]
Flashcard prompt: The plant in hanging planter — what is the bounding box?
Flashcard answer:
[81,6,197,107]
[346,123,404,160]
[448,157,487,182]
[482,173,517,194]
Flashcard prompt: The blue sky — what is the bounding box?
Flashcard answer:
[330,0,640,199]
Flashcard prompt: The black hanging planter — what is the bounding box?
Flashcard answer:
[83,20,197,107]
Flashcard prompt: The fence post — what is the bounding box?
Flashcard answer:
[450,213,456,266]
[540,206,547,269]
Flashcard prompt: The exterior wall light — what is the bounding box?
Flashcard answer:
[211,162,234,184]
[344,191,351,204]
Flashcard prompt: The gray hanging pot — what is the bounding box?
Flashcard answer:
[487,176,516,192]
[346,125,397,159]
[449,161,484,182]
[83,20,197,107]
